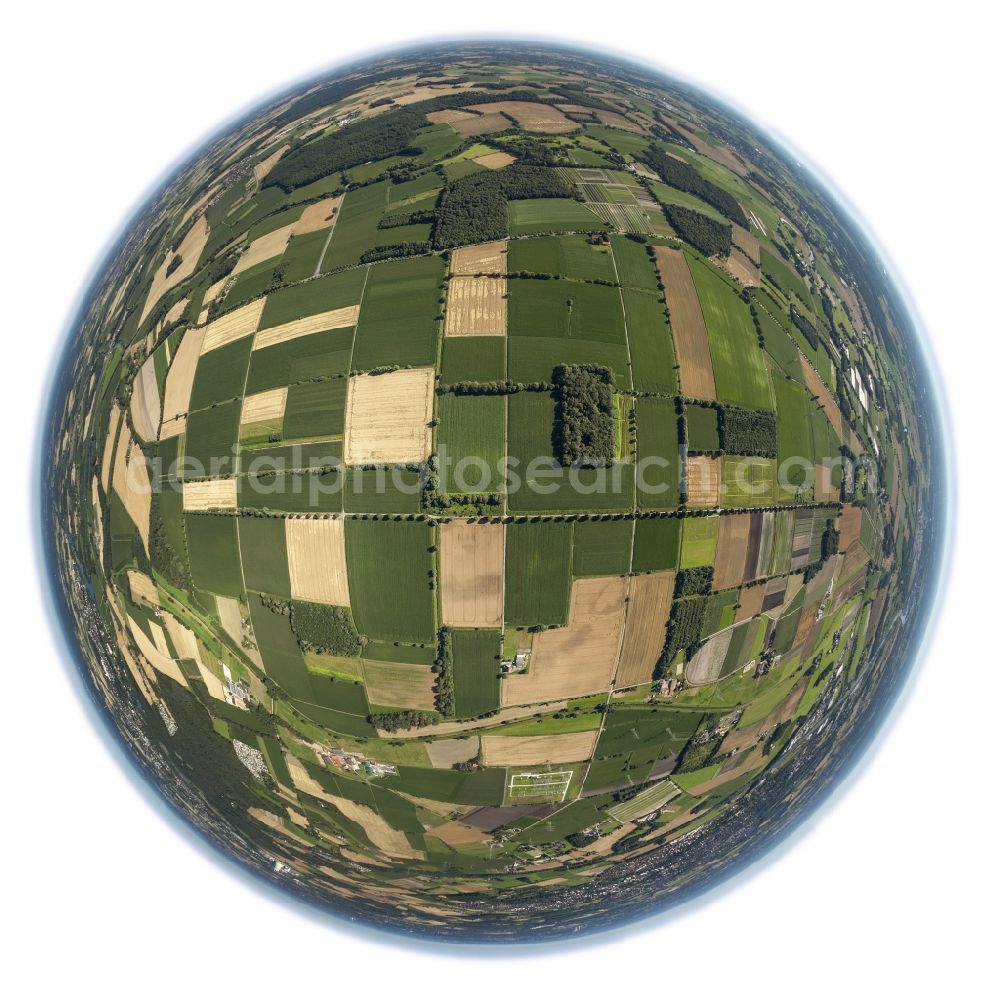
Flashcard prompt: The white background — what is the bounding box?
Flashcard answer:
[2,1,996,981]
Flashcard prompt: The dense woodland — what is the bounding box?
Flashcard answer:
[433,166,577,249]
[719,407,778,458]
[642,146,745,225]
[661,204,732,257]
[553,364,616,466]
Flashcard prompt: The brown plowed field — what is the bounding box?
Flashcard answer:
[654,247,716,400]
[502,577,626,706]
[713,513,751,589]
[617,572,674,687]
[686,455,720,506]
[481,730,599,767]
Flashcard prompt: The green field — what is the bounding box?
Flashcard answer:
[281,378,347,442]
[259,266,368,328]
[440,337,506,384]
[622,289,676,394]
[507,278,629,385]
[686,404,720,450]
[345,519,436,642]
[189,338,253,410]
[504,523,573,627]
[508,198,602,235]
[437,394,505,493]
[245,327,353,393]
[680,515,720,569]
[632,517,681,572]
[352,254,443,370]
[185,514,244,595]
[688,257,773,410]
[237,516,291,597]
[322,182,388,271]
[635,397,681,510]
[184,403,241,476]
[572,519,633,576]
[451,628,502,718]
[611,235,660,293]
[771,369,815,481]
[508,234,616,281]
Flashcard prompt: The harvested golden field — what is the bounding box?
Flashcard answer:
[231,223,297,277]
[502,577,627,706]
[736,582,767,621]
[450,240,507,275]
[91,477,104,571]
[477,101,576,134]
[424,821,488,847]
[617,571,674,688]
[839,505,864,547]
[686,455,720,506]
[474,151,516,170]
[481,730,599,767]
[127,569,159,608]
[362,660,436,711]
[439,521,504,627]
[101,404,122,491]
[426,109,479,125]
[291,195,342,235]
[253,145,287,184]
[722,249,760,287]
[731,224,761,264]
[451,112,511,137]
[285,516,350,607]
[160,326,206,437]
[343,368,434,466]
[202,298,266,353]
[444,274,506,337]
[182,477,238,511]
[111,425,151,553]
[330,796,423,860]
[240,386,288,425]
[713,513,751,589]
[253,305,359,350]
[126,614,187,688]
[140,215,209,324]
[130,353,161,444]
[654,247,716,400]
[800,353,844,442]
[687,626,735,685]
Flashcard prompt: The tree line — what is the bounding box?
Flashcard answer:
[641,145,745,226]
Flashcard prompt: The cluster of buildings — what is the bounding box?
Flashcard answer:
[232,739,269,781]
[321,748,398,778]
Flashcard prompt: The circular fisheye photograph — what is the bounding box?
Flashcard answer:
[41,40,946,943]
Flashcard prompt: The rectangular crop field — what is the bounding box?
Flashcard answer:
[285,516,350,607]
[611,235,660,292]
[343,368,434,466]
[502,576,626,705]
[443,275,506,337]
[572,519,633,576]
[439,521,504,627]
[189,338,253,411]
[362,660,436,710]
[351,254,443,370]
[482,731,598,767]
[680,514,719,570]
[237,516,291,597]
[632,517,681,572]
[184,402,241,476]
[436,394,505,492]
[321,182,388,271]
[686,454,720,506]
[635,397,681,509]
[617,571,674,687]
[503,522,572,628]
[508,235,616,281]
[713,512,751,590]
[345,519,436,642]
[451,628,502,718]
[508,198,601,235]
[440,337,506,384]
[185,514,244,596]
[654,247,715,400]
[259,267,367,329]
[621,288,676,394]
